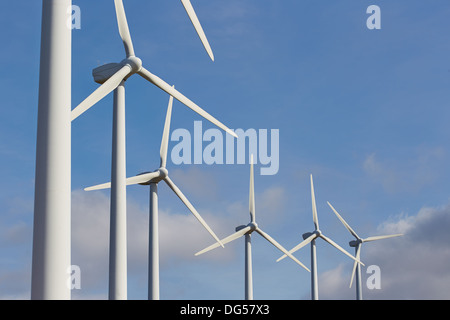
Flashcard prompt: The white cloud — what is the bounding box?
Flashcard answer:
[69,181,288,299]
[318,203,450,299]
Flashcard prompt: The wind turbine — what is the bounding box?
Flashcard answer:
[85,93,224,300]
[195,156,310,300]
[327,202,403,300]
[72,0,236,299]
[71,0,236,140]
[277,175,363,300]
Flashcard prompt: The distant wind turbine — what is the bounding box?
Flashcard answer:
[327,201,403,300]
[85,93,224,300]
[196,155,310,300]
[277,175,363,300]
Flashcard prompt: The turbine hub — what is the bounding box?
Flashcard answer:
[123,56,142,74]
[139,168,168,185]
[158,167,169,179]
[248,222,258,231]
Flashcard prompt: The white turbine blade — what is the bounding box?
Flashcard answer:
[249,154,255,223]
[320,234,365,266]
[125,172,161,186]
[163,176,224,248]
[363,234,403,243]
[84,181,112,191]
[277,232,316,262]
[84,171,161,191]
[349,244,361,288]
[180,0,214,61]
[71,65,131,121]
[114,0,135,57]
[256,227,310,272]
[137,67,238,138]
[160,90,174,168]
[310,175,319,230]
[195,226,251,256]
[327,201,360,239]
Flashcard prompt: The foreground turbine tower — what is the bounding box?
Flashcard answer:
[32,0,72,300]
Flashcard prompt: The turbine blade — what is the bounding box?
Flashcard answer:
[71,65,131,121]
[114,0,135,57]
[195,226,251,256]
[137,67,238,138]
[310,175,319,230]
[180,0,214,61]
[160,90,174,168]
[363,234,403,242]
[277,232,316,262]
[327,201,360,239]
[249,154,255,223]
[84,181,112,191]
[349,244,362,288]
[256,227,310,272]
[84,171,161,191]
[125,172,161,186]
[320,234,365,266]
[163,176,224,247]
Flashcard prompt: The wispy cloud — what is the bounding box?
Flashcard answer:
[363,146,446,194]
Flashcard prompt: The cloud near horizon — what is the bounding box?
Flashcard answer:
[3,187,449,300]
[317,203,450,299]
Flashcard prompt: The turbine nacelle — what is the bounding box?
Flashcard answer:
[137,167,168,185]
[248,222,258,232]
[302,230,321,240]
[235,222,258,234]
[93,57,143,84]
[93,63,123,84]
[349,239,363,247]
[122,56,143,74]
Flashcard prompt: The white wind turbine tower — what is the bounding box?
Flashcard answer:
[85,94,225,300]
[32,0,72,300]
[196,156,310,300]
[72,0,235,299]
[277,175,363,300]
[327,202,403,300]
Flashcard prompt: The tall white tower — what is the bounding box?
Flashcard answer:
[31,0,72,300]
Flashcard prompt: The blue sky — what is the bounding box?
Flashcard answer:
[2,0,450,300]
